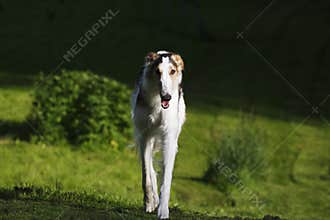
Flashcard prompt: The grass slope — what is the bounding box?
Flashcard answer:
[0,186,281,220]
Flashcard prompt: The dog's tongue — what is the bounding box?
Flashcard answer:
[161,100,170,109]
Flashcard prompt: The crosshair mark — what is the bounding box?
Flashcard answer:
[236,32,244,39]
[311,106,320,115]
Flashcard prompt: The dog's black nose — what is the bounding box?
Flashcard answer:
[161,94,172,101]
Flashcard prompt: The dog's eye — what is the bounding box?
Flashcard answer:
[170,69,176,75]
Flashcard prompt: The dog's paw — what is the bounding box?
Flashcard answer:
[145,203,155,213]
[145,199,158,213]
[157,205,169,219]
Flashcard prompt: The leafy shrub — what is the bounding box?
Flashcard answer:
[29,70,132,148]
[204,115,266,192]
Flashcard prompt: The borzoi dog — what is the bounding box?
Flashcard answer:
[132,50,185,219]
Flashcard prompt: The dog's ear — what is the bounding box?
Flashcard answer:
[172,54,184,72]
[145,52,159,65]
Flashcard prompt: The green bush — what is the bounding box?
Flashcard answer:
[203,115,266,192]
[29,70,132,148]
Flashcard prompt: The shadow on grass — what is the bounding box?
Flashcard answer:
[175,175,206,184]
[0,186,281,220]
[0,120,31,141]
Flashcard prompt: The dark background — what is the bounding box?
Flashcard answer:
[0,0,329,120]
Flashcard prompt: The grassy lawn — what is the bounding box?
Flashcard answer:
[0,78,329,220]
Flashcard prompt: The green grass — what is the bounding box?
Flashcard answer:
[0,79,329,219]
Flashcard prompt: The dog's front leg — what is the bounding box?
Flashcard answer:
[140,137,158,212]
[158,135,177,219]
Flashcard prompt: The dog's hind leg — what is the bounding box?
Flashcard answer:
[158,134,178,219]
[140,137,158,212]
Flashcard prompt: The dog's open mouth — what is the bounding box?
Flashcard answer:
[160,94,171,109]
[161,99,170,109]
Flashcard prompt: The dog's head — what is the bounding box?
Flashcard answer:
[144,50,184,109]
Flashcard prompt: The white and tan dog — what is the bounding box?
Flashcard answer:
[132,50,186,219]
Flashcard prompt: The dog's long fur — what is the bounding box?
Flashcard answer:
[132,50,185,219]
